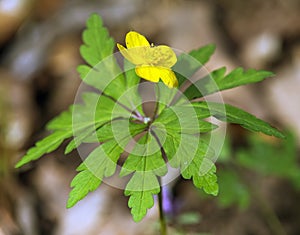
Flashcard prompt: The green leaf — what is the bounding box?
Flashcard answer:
[63,93,128,154]
[67,140,121,208]
[153,125,215,184]
[121,133,167,221]
[120,133,167,177]
[66,166,101,208]
[67,120,146,208]
[80,14,115,67]
[79,121,117,144]
[68,91,118,136]
[98,119,147,143]
[154,104,217,134]
[46,107,73,130]
[78,14,127,100]
[154,131,198,169]
[64,126,100,154]
[217,169,250,209]
[194,101,285,138]
[173,44,216,86]
[17,91,123,167]
[184,67,274,100]
[155,81,178,115]
[125,173,160,222]
[50,91,127,155]
[181,141,218,196]
[64,86,146,154]
[183,160,218,196]
[72,91,131,131]
[15,130,72,168]
[124,59,141,90]
[236,132,300,188]
[153,108,218,195]
[112,59,145,115]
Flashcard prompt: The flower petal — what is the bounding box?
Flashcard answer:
[150,45,177,67]
[117,43,148,65]
[158,68,178,88]
[135,65,160,83]
[136,66,178,88]
[126,31,150,48]
[117,43,133,61]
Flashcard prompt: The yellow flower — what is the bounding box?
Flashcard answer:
[117,31,178,88]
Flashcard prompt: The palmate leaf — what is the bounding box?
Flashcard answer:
[152,124,218,195]
[152,126,214,172]
[152,103,219,196]
[81,119,147,146]
[15,105,74,167]
[154,104,217,134]
[64,92,132,154]
[67,165,101,208]
[46,107,73,131]
[120,133,167,177]
[121,133,167,222]
[153,130,198,170]
[116,59,144,114]
[193,101,285,138]
[64,126,99,155]
[157,129,218,195]
[67,139,122,208]
[15,131,73,168]
[125,174,160,222]
[77,14,126,100]
[16,104,75,168]
[16,90,131,167]
[184,67,274,100]
[80,14,114,67]
[181,152,218,196]
[173,44,216,86]
[152,104,211,170]
[67,120,146,208]
[78,14,144,111]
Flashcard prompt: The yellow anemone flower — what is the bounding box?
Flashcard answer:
[117,31,178,88]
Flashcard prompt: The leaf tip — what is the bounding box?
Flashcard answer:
[15,158,28,168]
[87,13,103,26]
[15,161,23,169]
[132,215,143,222]
[275,130,286,139]
[66,199,76,209]
[208,43,216,51]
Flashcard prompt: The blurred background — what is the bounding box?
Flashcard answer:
[0,0,300,234]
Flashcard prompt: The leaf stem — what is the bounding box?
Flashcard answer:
[99,90,146,122]
[152,84,161,121]
[158,178,167,235]
[102,92,133,113]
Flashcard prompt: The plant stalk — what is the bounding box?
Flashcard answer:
[158,182,167,235]
[154,84,167,235]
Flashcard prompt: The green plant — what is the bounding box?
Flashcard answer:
[217,131,298,210]
[195,131,297,235]
[15,14,284,234]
